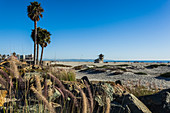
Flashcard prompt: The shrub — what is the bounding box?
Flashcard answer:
[116,64,129,67]
[51,64,72,67]
[118,67,127,72]
[48,67,76,81]
[146,64,167,69]
[160,72,170,78]
[73,65,84,70]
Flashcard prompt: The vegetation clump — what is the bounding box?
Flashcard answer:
[51,64,72,67]
[49,67,76,81]
[159,72,170,78]
[116,64,129,67]
[125,81,160,97]
[134,72,147,75]
[146,64,167,69]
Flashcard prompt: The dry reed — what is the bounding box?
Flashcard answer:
[5,67,25,89]
[84,80,93,113]
[10,61,19,78]
[48,73,78,107]
[47,73,64,88]
[0,76,7,88]
[105,97,111,113]
[44,79,48,99]
[31,86,55,113]
[35,75,42,94]
[55,86,65,99]
[0,69,13,87]
[76,85,88,113]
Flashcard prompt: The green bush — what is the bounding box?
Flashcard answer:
[118,67,127,72]
[73,65,84,70]
[51,64,72,67]
[134,72,147,75]
[146,64,167,69]
[116,64,129,67]
[160,72,170,78]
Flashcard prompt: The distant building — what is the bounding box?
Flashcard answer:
[0,53,34,63]
[17,54,34,62]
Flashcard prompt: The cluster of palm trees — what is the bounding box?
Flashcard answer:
[27,1,51,65]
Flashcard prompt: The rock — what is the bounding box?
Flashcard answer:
[139,88,170,113]
[116,93,152,113]
[110,101,126,113]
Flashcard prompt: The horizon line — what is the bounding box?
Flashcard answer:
[43,58,170,61]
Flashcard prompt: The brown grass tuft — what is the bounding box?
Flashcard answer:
[84,80,93,113]
[55,86,65,99]
[47,73,78,107]
[35,75,42,94]
[31,86,55,113]
[0,76,7,88]
[0,69,13,87]
[105,97,111,113]
[5,67,25,89]
[44,78,48,99]
[9,60,19,78]
[76,85,88,113]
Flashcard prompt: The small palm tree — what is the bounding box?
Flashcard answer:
[31,28,51,65]
[27,1,44,65]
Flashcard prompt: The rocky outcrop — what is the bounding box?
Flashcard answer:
[139,88,170,113]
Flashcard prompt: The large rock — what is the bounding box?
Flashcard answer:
[114,93,152,113]
[139,88,170,113]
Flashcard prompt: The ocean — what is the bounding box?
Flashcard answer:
[44,59,170,63]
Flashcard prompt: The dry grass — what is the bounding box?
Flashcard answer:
[125,80,160,97]
[76,85,88,113]
[48,67,76,81]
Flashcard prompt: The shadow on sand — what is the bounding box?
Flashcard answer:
[155,76,170,81]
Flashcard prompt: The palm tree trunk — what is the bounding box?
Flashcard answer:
[34,20,37,65]
[40,45,44,65]
[37,43,39,65]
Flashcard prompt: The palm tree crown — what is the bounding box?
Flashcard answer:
[27,1,44,21]
[39,29,51,47]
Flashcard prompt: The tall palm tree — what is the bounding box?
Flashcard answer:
[39,29,51,65]
[27,1,44,65]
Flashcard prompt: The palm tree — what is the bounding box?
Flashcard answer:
[39,29,51,65]
[31,27,42,44]
[27,1,44,65]
[31,28,51,65]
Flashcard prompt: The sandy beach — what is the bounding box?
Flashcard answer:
[52,61,170,89]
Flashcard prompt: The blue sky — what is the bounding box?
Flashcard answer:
[0,0,170,60]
